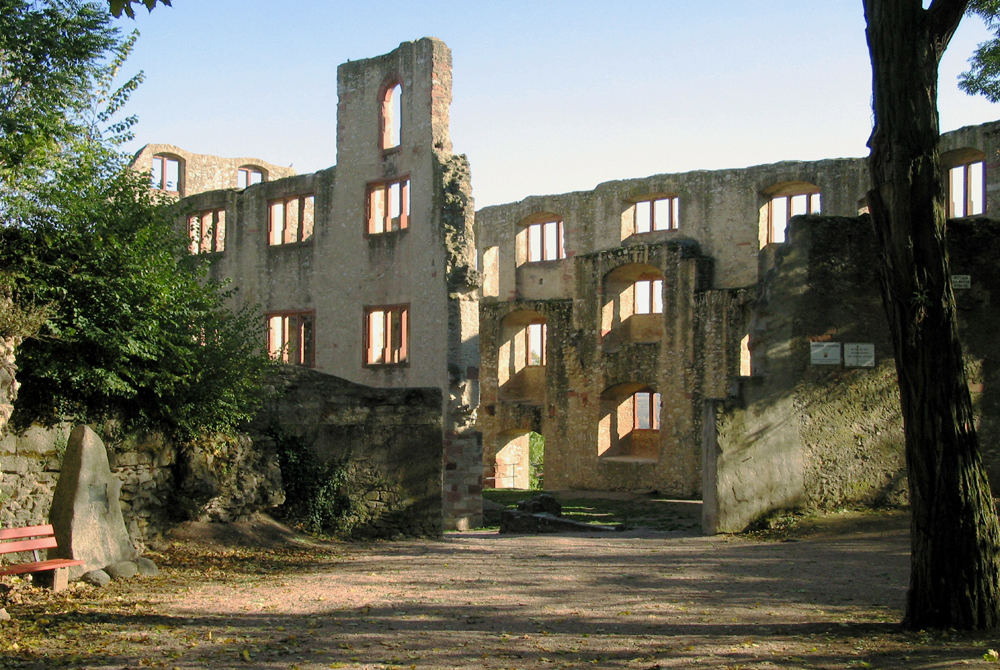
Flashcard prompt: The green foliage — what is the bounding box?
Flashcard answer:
[271,427,391,537]
[108,0,170,18]
[0,0,269,442]
[960,1,1000,101]
[528,431,544,490]
[0,158,273,441]
[0,273,50,341]
[0,0,120,186]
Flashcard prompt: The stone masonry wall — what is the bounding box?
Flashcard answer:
[706,215,1000,532]
[1,424,175,550]
[251,366,444,538]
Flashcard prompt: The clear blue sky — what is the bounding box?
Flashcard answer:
[116,1,999,208]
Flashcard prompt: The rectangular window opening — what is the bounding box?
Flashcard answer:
[526,322,546,366]
[367,178,410,235]
[365,305,409,366]
[525,220,565,262]
[187,208,226,254]
[266,311,315,367]
[268,195,315,245]
[633,391,661,431]
[633,196,679,235]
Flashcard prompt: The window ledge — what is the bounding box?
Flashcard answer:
[519,258,566,267]
[267,239,314,249]
[366,229,409,239]
[599,455,657,464]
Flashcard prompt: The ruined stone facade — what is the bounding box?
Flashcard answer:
[132,39,482,531]
[476,120,1000,506]
[125,33,1000,532]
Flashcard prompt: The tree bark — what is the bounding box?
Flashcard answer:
[864,0,1000,630]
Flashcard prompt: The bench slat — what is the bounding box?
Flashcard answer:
[0,524,55,541]
[0,558,84,577]
[0,536,58,555]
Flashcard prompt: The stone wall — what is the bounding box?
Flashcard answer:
[475,120,1000,499]
[705,215,1000,532]
[130,144,296,198]
[251,366,444,537]
[1,424,174,549]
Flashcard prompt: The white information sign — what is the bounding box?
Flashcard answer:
[810,342,841,366]
[953,274,972,290]
[844,343,875,367]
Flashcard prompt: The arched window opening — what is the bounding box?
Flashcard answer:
[942,148,986,217]
[238,165,266,188]
[598,383,661,462]
[151,154,182,193]
[601,264,664,351]
[761,182,821,245]
[381,81,403,150]
[498,310,547,403]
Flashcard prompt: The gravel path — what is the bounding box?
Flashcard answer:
[5,511,1000,669]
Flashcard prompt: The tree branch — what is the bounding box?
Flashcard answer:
[928,0,971,56]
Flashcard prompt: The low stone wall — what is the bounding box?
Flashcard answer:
[252,366,444,538]
[0,425,174,549]
[1,424,283,548]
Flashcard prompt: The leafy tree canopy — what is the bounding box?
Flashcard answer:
[0,0,124,186]
[108,0,170,19]
[0,0,272,442]
[960,0,1000,99]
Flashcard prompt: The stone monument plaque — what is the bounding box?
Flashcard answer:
[844,342,875,367]
[810,342,841,365]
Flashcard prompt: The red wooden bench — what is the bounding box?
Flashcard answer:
[0,524,84,591]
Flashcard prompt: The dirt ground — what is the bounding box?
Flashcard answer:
[2,507,1000,669]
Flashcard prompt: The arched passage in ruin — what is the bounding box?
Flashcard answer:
[492,429,544,490]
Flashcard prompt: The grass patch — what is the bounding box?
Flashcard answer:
[482,489,702,531]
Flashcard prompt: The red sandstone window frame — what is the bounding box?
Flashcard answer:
[525,219,565,262]
[151,154,181,193]
[238,166,265,188]
[366,177,410,235]
[767,190,821,244]
[187,208,226,254]
[266,310,316,367]
[268,194,315,245]
[524,320,546,367]
[948,160,986,218]
[633,390,661,431]
[364,304,409,366]
[634,196,679,234]
[633,277,663,315]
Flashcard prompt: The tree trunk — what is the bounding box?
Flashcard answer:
[864,0,1000,630]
